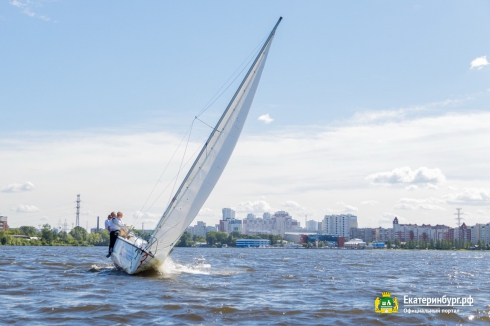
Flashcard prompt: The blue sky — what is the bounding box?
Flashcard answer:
[1,1,490,230]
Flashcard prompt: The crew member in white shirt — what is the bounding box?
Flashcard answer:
[105,214,112,232]
[105,212,115,256]
[107,211,124,258]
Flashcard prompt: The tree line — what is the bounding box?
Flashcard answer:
[0,224,109,246]
[385,238,489,250]
[0,224,150,246]
[1,225,280,248]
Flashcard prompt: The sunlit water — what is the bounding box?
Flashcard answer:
[1,247,490,325]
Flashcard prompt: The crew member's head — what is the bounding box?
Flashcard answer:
[117,211,123,219]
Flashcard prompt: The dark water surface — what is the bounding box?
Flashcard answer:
[1,246,490,325]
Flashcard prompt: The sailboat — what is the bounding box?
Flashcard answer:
[111,17,282,274]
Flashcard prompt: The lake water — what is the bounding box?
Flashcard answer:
[1,246,489,325]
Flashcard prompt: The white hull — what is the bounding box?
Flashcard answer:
[110,235,169,274]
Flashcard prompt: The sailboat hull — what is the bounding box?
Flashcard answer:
[111,236,160,274]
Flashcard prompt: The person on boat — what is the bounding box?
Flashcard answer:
[105,213,114,257]
[105,214,113,232]
[107,211,125,258]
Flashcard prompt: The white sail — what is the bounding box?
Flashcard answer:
[110,18,281,274]
[146,19,281,262]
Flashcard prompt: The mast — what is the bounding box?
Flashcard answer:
[153,17,282,234]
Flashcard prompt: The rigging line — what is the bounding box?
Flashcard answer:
[135,34,269,230]
[133,120,197,224]
[166,118,195,212]
[195,36,267,118]
[195,116,220,131]
[133,120,203,228]
[196,53,258,118]
[152,24,279,235]
[136,137,206,226]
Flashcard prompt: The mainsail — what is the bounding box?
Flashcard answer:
[146,18,282,262]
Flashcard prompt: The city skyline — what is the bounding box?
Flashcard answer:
[1,1,489,230]
[190,207,482,230]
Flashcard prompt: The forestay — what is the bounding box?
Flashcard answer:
[146,18,282,262]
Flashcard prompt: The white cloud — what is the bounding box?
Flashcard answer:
[351,98,469,124]
[10,0,51,21]
[337,202,358,213]
[199,207,214,215]
[443,188,490,206]
[195,208,220,221]
[394,197,445,211]
[11,204,39,213]
[325,208,341,214]
[258,114,274,124]
[361,200,378,205]
[1,181,35,193]
[379,213,405,224]
[398,197,445,204]
[353,109,405,123]
[283,200,301,208]
[325,202,358,214]
[130,211,160,229]
[426,184,439,190]
[470,56,489,70]
[406,185,418,191]
[235,200,272,213]
[279,201,308,217]
[40,216,49,222]
[393,203,412,210]
[3,110,490,228]
[131,211,160,220]
[394,203,445,211]
[367,167,446,187]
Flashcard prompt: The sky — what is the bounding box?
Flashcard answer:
[1,0,490,231]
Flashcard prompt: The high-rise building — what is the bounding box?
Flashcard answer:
[206,225,217,233]
[350,227,377,243]
[306,219,318,231]
[242,211,301,236]
[219,218,242,233]
[272,211,300,236]
[186,222,218,237]
[323,214,358,240]
[187,221,207,238]
[448,223,471,243]
[222,208,235,220]
[470,223,488,244]
[393,217,451,242]
[0,216,8,231]
[377,227,394,242]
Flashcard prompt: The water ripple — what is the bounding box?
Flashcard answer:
[1,247,490,324]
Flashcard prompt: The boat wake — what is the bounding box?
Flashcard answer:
[87,263,121,273]
[157,257,212,276]
[153,257,246,277]
[89,256,246,278]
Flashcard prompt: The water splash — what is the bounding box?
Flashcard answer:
[156,257,211,276]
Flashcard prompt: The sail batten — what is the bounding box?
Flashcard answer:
[142,18,281,263]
